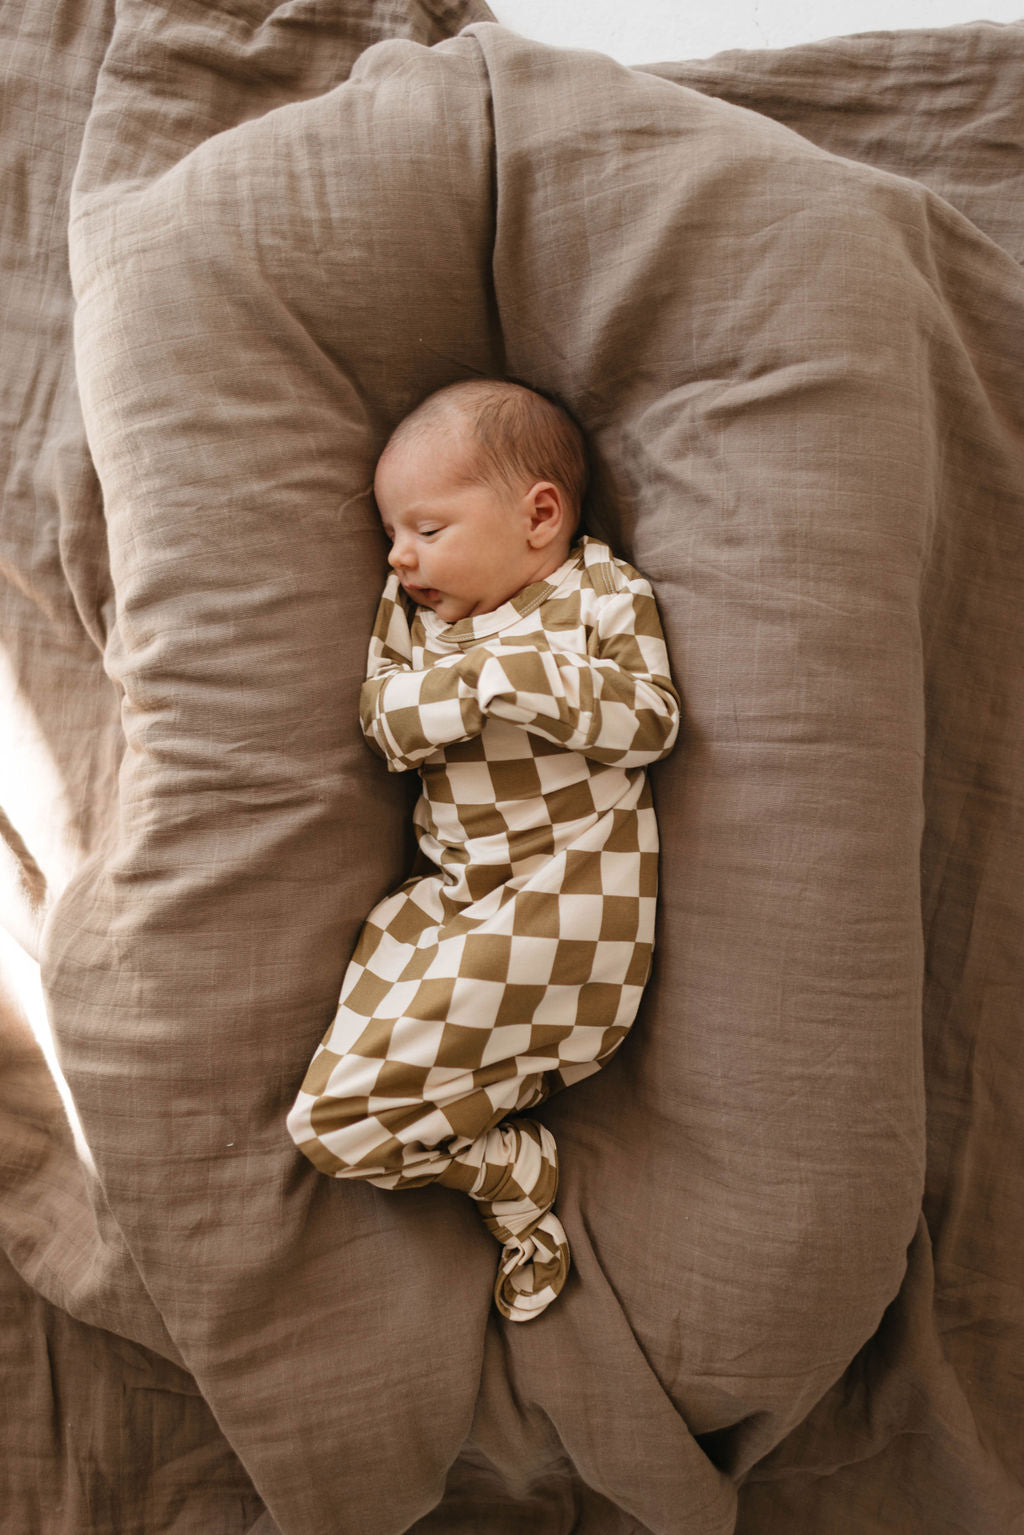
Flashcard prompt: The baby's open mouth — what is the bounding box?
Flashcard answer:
[404,584,441,604]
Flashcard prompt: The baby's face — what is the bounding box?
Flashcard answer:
[374,427,567,623]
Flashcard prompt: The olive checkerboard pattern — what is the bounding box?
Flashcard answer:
[287,538,680,1320]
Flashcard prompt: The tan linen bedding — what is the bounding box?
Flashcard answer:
[2,4,1022,1531]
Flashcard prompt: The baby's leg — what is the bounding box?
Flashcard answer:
[289,1046,572,1321]
[288,875,642,1319]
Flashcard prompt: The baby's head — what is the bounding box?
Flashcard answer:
[373,378,588,623]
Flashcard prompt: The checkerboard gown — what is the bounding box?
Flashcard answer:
[287,537,680,1321]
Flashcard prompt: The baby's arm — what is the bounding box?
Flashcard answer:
[360,572,679,772]
[471,578,680,768]
[359,574,487,772]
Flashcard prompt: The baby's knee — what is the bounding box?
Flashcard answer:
[286,1084,370,1176]
[287,1077,457,1186]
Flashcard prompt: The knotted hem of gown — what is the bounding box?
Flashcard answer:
[491,1207,571,1322]
[439,1118,572,1322]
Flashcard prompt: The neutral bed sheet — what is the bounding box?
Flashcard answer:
[2,4,1022,1532]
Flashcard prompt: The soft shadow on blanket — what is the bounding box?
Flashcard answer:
[2,2,1023,1532]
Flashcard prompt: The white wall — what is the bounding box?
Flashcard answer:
[489,0,1024,63]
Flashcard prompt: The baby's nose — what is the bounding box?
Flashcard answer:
[387,538,411,571]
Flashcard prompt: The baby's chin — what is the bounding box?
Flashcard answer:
[433,595,483,621]
[411,586,510,622]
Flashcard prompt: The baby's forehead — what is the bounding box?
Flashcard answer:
[392,414,494,488]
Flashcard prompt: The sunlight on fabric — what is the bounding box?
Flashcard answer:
[0,650,94,1170]
[0,927,94,1171]
[0,649,80,899]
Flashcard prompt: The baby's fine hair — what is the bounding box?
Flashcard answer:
[383,378,589,520]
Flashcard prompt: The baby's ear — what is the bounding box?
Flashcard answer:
[525,481,567,546]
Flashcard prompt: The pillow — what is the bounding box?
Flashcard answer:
[63,34,508,1531]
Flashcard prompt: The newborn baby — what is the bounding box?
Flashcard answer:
[287,378,680,1321]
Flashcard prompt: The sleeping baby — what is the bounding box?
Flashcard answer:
[286,378,680,1321]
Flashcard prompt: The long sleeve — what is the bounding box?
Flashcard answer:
[359,567,680,773]
[360,654,488,771]
[359,574,487,772]
[472,581,680,767]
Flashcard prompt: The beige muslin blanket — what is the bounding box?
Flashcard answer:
[8,1,1023,1524]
